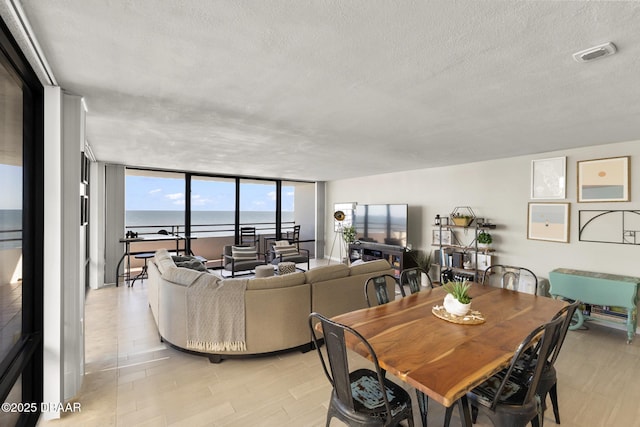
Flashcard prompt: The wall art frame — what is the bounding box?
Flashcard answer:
[531,156,566,199]
[577,156,630,202]
[527,202,570,243]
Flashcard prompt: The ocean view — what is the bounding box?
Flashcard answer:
[0,209,21,249]
[126,210,295,237]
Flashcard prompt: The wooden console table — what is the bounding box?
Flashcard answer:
[549,268,640,343]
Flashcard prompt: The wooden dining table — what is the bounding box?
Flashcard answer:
[328,283,567,426]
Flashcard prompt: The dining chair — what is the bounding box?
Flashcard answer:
[240,226,258,246]
[400,267,432,294]
[482,265,539,295]
[444,315,565,427]
[308,312,415,427]
[286,224,301,250]
[535,299,581,426]
[364,274,404,307]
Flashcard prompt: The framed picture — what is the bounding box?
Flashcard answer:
[577,156,630,202]
[531,156,566,199]
[432,229,452,245]
[527,202,570,243]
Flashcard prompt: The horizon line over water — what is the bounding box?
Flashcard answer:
[126,210,295,236]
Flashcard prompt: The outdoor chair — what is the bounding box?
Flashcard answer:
[482,265,539,295]
[308,312,415,427]
[221,244,266,277]
[270,240,310,271]
[444,315,565,427]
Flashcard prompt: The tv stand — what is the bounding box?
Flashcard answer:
[349,242,416,278]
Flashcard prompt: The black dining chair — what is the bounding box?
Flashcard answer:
[364,272,431,426]
[535,299,581,426]
[400,267,432,294]
[308,312,415,427]
[482,265,539,295]
[364,274,404,307]
[444,315,565,427]
[286,224,301,250]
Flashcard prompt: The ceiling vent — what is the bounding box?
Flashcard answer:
[573,42,617,63]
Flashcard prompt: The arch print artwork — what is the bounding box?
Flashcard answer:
[579,210,640,245]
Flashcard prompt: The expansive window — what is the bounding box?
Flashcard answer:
[125,169,316,263]
[0,18,44,427]
[190,176,236,237]
[125,170,186,236]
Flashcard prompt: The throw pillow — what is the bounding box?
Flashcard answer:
[231,246,257,260]
[175,260,207,272]
[273,244,298,257]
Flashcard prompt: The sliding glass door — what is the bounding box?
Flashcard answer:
[0,18,44,427]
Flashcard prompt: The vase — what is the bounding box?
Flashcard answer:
[421,272,430,287]
[443,293,471,317]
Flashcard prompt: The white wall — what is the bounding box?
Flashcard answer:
[326,139,640,280]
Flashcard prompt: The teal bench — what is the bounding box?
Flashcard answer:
[549,268,639,343]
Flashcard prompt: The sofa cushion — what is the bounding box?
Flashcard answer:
[163,265,209,287]
[246,271,306,290]
[232,246,257,260]
[305,264,350,284]
[273,244,299,257]
[349,259,392,276]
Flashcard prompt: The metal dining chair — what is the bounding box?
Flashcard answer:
[445,315,565,427]
[400,267,432,294]
[309,312,415,427]
[535,299,581,426]
[364,274,404,307]
[482,265,539,295]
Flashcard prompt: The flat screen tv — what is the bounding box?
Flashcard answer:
[354,204,408,248]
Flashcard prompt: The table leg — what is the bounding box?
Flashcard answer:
[115,252,126,287]
[416,390,428,427]
[457,395,472,427]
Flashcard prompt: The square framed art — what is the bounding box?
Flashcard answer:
[531,156,566,199]
[527,202,570,243]
[577,156,630,202]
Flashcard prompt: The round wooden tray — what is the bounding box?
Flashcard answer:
[432,305,485,325]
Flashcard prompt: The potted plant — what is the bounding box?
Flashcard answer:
[442,280,472,316]
[410,250,432,286]
[477,231,492,250]
[451,213,474,227]
[342,225,356,245]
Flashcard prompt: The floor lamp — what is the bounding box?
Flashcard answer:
[329,211,348,264]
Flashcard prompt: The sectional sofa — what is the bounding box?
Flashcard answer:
[147,248,396,362]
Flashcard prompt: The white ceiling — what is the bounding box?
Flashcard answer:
[14,1,640,181]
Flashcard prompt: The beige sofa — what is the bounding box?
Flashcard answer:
[147,249,395,362]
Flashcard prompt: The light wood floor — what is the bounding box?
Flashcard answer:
[37,268,640,427]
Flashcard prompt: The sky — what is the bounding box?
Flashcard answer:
[0,165,22,209]
[125,175,294,211]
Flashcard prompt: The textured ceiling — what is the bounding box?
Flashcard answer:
[14,1,640,181]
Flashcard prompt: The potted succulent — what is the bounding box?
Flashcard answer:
[442,280,472,316]
[477,231,492,250]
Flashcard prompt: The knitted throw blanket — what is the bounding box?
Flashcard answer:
[186,277,248,352]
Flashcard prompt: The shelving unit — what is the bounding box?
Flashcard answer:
[349,242,417,278]
[432,220,496,283]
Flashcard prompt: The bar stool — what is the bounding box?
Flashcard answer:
[130,253,155,286]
